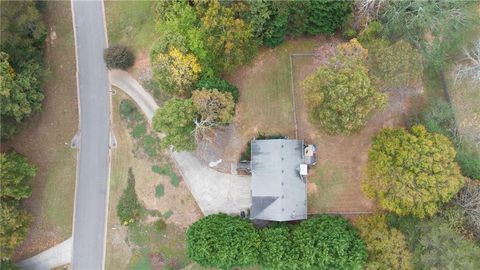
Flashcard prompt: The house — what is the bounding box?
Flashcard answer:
[250,139,308,221]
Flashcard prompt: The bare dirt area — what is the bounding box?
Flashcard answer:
[6,1,78,260]
[292,51,424,213]
[106,93,202,270]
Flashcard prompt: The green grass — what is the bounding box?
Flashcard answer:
[233,38,318,138]
[152,165,180,187]
[44,147,77,238]
[126,222,191,270]
[308,163,347,213]
[105,1,156,53]
[155,184,165,198]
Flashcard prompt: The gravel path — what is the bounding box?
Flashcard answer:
[109,70,252,215]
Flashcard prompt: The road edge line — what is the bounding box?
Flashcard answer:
[69,0,82,267]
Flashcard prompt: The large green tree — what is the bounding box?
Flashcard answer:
[0,152,37,200]
[291,215,367,270]
[302,44,386,134]
[186,213,260,269]
[0,1,46,139]
[356,214,413,270]
[152,99,197,151]
[363,125,464,217]
[304,0,352,36]
[0,201,31,260]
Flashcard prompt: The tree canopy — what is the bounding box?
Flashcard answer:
[103,45,135,70]
[152,99,197,151]
[186,213,260,269]
[192,89,234,125]
[0,1,46,140]
[356,214,413,270]
[363,125,464,217]
[303,41,386,135]
[0,201,31,260]
[0,152,37,200]
[258,224,295,270]
[368,40,423,89]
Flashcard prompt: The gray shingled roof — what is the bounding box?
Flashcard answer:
[250,139,307,221]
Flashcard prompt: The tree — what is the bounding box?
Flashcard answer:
[362,125,464,217]
[192,89,234,125]
[355,214,413,270]
[103,45,135,70]
[0,152,36,200]
[116,168,142,226]
[152,99,197,151]
[0,201,31,260]
[419,219,480,270]
[302,53,386,135]
[454,182,480,240]
[259,224,295,270]
[186,213,260,269]
[195,0,257,73]
[247,0,289,48]
[455,38,480,84]
[195,74,239,102]
[368,40,423,89]
[304,0,352,36]
[152,47,201,97]
[291,215,367,270]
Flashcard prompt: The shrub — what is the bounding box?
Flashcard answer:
[155,184,165,198]
[195,74,240,103]
[363,125,464,217]
[455,141,480,180]
[259,224,295,270]
[419,98,456,138]
[355,215,413,270]
[186,213,260,269]
[103,45,135,70]
[358,20,384,48]
[116,168,143,226]
[119,99,136,119]
[154,219,167,232]
[132,123,147,139]
[291,215,367,270]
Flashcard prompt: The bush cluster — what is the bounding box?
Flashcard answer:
[116,168,143,226]
[186,214,367,270]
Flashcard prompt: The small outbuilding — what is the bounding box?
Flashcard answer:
[250,139,307,221]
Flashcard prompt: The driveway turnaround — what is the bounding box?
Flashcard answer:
[109,71,252,215]
[71,0,110,269]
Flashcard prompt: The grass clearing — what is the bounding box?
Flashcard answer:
[104,0,156,53]
[8,1,78,260]
[228,38,320,140]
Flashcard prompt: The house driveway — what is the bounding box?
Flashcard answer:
[109,70,252,215]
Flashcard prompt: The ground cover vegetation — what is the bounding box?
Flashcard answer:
[0,1,47,140]
[303,39,386,135]
[186,213,367,270]
[0,152,36,262]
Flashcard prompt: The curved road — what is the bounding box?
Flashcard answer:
[71,0,110,269]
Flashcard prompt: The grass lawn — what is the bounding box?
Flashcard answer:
[106,93,201,270]
[8,1,78,260]
[228,38,320,140]
[104,0,156,53]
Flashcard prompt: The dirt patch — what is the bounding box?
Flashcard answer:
[292,52,424,213]
[5,1,78,260]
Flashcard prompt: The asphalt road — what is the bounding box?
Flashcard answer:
[71,1,110,269]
